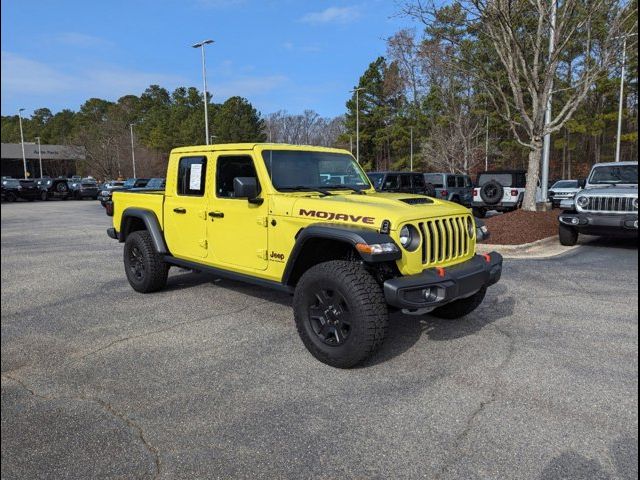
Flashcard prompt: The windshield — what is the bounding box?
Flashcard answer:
[262,150,370,190]
[2,179,20,187]
[552,180,578,189]
[367,173,384,189]
[146,178,165,188]
[478,173,514,187]
[123,179,136,188]
[589,165,638,185]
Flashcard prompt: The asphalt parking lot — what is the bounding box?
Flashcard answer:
[1,200,638,480]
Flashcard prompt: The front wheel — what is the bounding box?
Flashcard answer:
[431,287,487,319]
[123,230,169,293]
[293,261,388,368]
[559,223,579,246]
[40,191,48,201]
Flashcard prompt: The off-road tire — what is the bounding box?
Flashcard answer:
[123,230,169,293]
[293,260,388,368]
[472,207,487,218]
[424,183,436,197]
[56,182,68,193]
[431,286,487,319]
[559,223,579,246]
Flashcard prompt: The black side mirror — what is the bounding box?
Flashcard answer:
[233,177,262,204]
[578,178,586,189]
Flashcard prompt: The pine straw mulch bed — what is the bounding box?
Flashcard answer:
[479,209,560,245]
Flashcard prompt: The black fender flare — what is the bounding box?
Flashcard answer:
[119,208,168,254]
[281,223,401,285]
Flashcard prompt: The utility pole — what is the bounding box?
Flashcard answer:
[350,87,364,163]
[485,116,489,171]
[129,124,137,178]
[410,127,414,172]
[349,135,353,154]
[192,39,214,145]
[18,108,27,179]
[615,33,637,162]
[541,0,557,203]
[35,136,43,178]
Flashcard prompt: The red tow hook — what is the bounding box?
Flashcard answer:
[436,267,446,278]
[482,253,491,263]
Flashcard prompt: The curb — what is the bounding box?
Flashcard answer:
[477,235,579,259]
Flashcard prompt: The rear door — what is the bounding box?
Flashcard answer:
[163,155,209,260]
[206,152,269,271]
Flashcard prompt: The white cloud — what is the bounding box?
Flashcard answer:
[299,6,361,25]
[1,51,185,99]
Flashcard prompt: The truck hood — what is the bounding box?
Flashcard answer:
[270,192,470,230]
[581,185,638,196]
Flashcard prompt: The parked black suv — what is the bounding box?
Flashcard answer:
[35,178,71,201]
[367,171,435,196]
[1,178,40,202]
[69,178,99,200]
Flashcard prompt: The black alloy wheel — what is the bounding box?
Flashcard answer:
[308,287,352,346]
[128,245,146,281]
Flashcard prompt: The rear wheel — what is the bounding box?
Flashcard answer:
[293,261,388,368]
[123,230,169,293]
[559,223,579,246]
[431,287,487,319]
[5,192,17,203]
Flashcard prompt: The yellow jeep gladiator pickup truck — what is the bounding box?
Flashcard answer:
[107,144,502,367]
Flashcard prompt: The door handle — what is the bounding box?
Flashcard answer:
[208,211,224,218]
[173,207,187,214]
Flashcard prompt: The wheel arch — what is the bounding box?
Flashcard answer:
[282,224,400,287]
[119,208,168,254]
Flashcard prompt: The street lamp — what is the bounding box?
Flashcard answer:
[18,108,27,179]
[409,127,414,172]
[129,124,137,178]
[540,0,557,204]
[35,136,43,178]
[192,39,214,145]
[614,32,637,163]
[350,87,364,163]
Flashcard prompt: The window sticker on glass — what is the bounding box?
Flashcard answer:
[189,163,202,190]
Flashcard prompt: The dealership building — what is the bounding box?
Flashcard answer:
[1,143,85,178]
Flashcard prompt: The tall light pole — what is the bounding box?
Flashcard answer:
[410,127,414,172]
[541,0,557,203]
[129,124,137,178]
[18,108,27,179]
[350,87,364,163]
[192,39,214,145]
[485,116,489,171]
[615,33,637,163]
[35,136,43,178]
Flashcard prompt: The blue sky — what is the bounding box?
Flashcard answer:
[1,0,407,118]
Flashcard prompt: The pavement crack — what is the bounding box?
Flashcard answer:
[1,373,162,479]
[74,300,271,362]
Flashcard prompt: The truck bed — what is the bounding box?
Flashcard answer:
[112,190,166,230]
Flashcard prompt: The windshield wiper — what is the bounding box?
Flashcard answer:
[322,185,366,194]
[278,186,333,196]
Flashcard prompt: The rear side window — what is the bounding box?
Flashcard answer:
[400,175,411,188]
[424,174,443,188]
[413,174,425,188]
[447,176,456,188]
[177,156,207,196]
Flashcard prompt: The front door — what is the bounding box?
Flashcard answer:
[207,153,269,271]
[163,155,209,260]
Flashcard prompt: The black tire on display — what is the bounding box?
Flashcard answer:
[472,207,487,218]
[559,223,579,246]
[480,180,504,205]
[123,230,169,293]
[431,286,487,320]
[293,260,388,368]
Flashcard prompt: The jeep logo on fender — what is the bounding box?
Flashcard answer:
[299,209,375,224]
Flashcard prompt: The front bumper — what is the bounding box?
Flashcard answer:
[383,253,503,310]
[559,212,638,235]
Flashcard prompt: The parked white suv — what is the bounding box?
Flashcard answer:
[472,170,542,217]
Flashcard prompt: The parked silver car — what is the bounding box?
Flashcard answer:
[424,173,473,206]
[548,180,580,208]
[558,161,638,245]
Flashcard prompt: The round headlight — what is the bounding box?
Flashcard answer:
[633,197,639,210]
[576,196,589,208]
[466,217,475,238]
[399,225,420,251]
[399,226,411,247]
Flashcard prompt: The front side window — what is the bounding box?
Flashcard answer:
[413,174,425,188]
[177,156,207,196]
[217,155,259,198]
[447,176,456,188]
[589,165,638,185]
[400,174,411,189]
[262,150,370,191]
[384,175,399,189]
